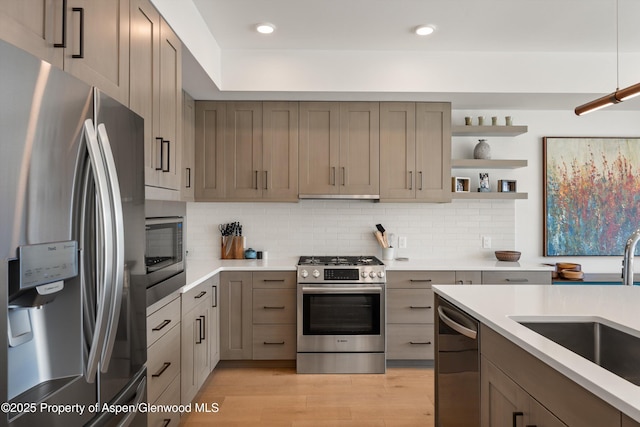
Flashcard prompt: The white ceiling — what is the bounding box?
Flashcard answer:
[177,0,640,110]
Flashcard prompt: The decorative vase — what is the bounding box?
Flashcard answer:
[473,139,491,159]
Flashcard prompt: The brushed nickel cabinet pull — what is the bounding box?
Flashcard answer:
[409,171,413,190]
[409,306,432,309]
[194,291,207,299]
[419,171,423,190]
[410,279,432,283]
[409,341,432,345]
[263,341,285,345]
[341,167,346,185]
[263,306,285,310]
[264,170,268,190]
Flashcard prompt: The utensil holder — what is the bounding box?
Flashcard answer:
[381,247,395,260]
[221,236,245,259]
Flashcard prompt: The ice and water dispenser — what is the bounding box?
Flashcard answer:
[7,241,78,346]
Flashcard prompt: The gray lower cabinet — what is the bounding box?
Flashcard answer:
[456,270,482,285]
[220,271,253,359]
[220,270,296,361]
[482,355,566,427]
[481,324,625,426]
[386,271,455,360]
[181,280,212,405]
[482,270,551,285]
[252,274,296,360]
[210,275,221,370]
[146,294,181,427]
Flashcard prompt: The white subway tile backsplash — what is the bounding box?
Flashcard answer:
[185,200,516,261]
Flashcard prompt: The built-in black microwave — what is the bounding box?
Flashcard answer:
[145,217,186,307]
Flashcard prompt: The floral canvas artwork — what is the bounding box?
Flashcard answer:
[544,137,640,256]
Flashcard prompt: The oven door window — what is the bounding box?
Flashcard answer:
[303,293,381,335]
[145,221,183,273]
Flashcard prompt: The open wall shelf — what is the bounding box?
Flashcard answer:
[451,159,528,169]
[452,125,528,137]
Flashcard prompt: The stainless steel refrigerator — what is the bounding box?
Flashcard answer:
[0,40,147,426]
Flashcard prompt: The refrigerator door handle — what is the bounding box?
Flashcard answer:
[96,123,125,372]
[83,119,115,383]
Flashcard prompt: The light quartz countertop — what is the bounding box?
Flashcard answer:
[183,258,554,293]
[433,284,640,422]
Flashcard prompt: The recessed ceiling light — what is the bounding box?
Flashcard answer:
[256,23,276,34]
[415,25,435,36]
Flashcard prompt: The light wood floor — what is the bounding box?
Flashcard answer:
[179,365,435,426]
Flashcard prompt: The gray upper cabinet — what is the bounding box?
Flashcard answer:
[182,90,195,201]
[299,102,380,197]
[130,0,182,193]
[225,102,299,201]
[380,102,451,202]
[0,0,64,69]
[195,101,298,201]
[1,0,130,105]
[225,101,263,199]
[262,102,299,201]
[194,101,226,200]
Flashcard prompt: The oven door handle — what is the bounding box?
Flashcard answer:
[302,286,383,294]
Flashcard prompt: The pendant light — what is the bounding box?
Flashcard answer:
[575,0,640,115]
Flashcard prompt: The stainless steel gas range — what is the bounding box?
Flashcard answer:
[296,256,386,374]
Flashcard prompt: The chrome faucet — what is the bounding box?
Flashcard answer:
[622,228,640,286]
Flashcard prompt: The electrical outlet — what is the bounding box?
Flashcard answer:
[398,236,407,249]
[482,236,492,249]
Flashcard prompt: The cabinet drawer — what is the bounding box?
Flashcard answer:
[482,271,551,285]
[253,288,296,324]
[252,324,296,360]
[387,324,434,360]
[387,271,455,288]
[147,323,181,403]
[182,280,212,314]
[387,289,434,324]
[147,295,181,347]
[252,271,296,289]
[147,375,181,427]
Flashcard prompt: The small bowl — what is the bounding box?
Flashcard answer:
[495,250,521,262]
[556,262,581,271]
[560,270,584,280]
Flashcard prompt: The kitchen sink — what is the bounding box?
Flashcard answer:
[517,319,640,386]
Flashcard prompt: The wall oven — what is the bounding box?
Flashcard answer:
[145,216,186,307]
[296,256,386,374]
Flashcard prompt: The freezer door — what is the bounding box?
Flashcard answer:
[85,367,147,427]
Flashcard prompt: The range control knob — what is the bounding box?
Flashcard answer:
[377,271,385,278]
[361,271,368,278]
[300,269,309,278]
[369,271,377,278]
[312,269,321,278]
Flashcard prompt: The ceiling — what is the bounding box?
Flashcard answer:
[180,0,640,110]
